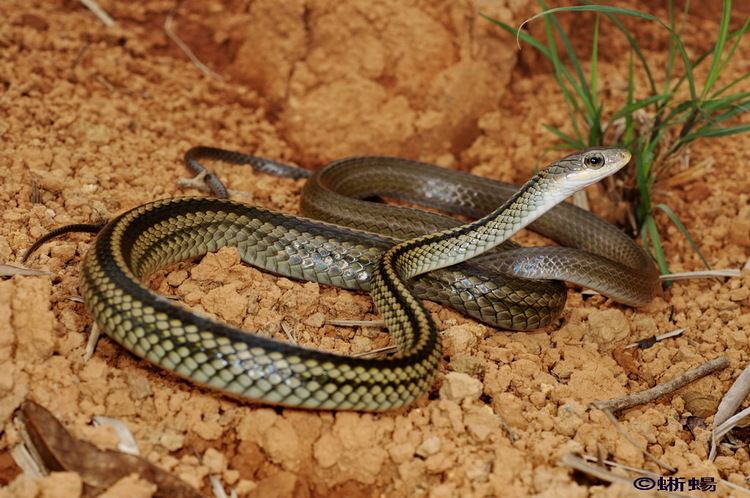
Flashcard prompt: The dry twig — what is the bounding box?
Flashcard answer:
[593,356,729,413]
[0,264,52,277]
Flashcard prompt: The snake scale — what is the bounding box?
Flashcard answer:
[73,146,658,411]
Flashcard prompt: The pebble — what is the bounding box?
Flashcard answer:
[587,309,630,348]
[443,324,479,355]
[415,435,441,457]
[439,372,483,402]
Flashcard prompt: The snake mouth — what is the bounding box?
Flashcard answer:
[608,147,632,166]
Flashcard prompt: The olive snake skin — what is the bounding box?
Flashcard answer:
[75,147,656,411]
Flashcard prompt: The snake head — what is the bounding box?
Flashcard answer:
[552,147,631,195]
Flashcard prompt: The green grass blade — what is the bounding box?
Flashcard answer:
[654,203,712,270]
[633,146,653,218]
[601,13,658,96]
[644,215,670,275]
[621,51,635,145]
[681,96,750,143]
[671,34,698,101]
[568,108,585,144]
[684,122,750,141]
[711,72,750,100]
[701,92,750,114]
[659,100,698,127]
[539,13,592,126]
[700,0,732,100]
[590,13,600,111]
[543,124,585,149]
[523,5,664,24]
[662,0,678,99]
[482,12,591,132]
[611,94,672,121]
[526,5,696,100]
[713,16,750,92]
[670,17,748,97]
[479,14,552,58]
[541,2,597,119]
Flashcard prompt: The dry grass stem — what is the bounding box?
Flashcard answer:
[559,454,692,498]
[580,454,660,477]
[92,416,140,456]
[326,319,386,328]
[281,322,297,344]
[597,408,677,474]
[84,323,101,362]
[352,345,398,358]
[660,269,741,280]
[624,328,685,349]
[711,405,750,461]
[79,0,115,27]
[714,364,750,429]
[164,10,222,79]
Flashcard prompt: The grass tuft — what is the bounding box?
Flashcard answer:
[483,1,750,275]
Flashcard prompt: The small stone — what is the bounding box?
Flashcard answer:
[85,124,112,145]
[192,419,223,440]
[160,430,185,451]
[201,283,247,324]
[276,278,295,289]
[304,312,326,328]
[415,435,441,457]
[439,372,482,402]
[729,207,750,247]
[166,270,189,287]
[50,243,76,263]
[587,309,630,349]
[451,354,485,376]
[313,432,340,468]
[730,287,749,302]
[236,479,257,494]
[203,448,226,474]
[98,474,156,498]
[464,405,498,442]
[443,324,479,355]
[38,472,82,498]
[387,442,416,464]
[224,469,240,485]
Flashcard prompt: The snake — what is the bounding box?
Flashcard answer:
[70,146,658,411]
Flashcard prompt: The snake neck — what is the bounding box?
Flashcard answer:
[370,170,567,354]
[394,171,569,280]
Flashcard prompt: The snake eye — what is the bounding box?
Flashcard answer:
[584,153,605,169]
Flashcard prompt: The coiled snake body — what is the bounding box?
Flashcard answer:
[79,147,656,411]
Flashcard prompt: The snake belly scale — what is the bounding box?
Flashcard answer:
[81,147,644,411]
